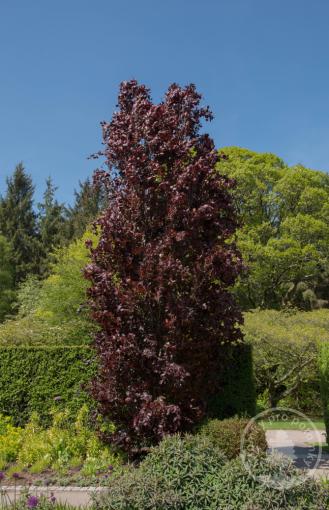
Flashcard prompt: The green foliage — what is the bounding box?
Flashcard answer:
[95,434,328,510]
[0,346,96,426]
[199,417,267,460]
[244,309,328,411]
[0,231,96,346]
[0,235,15,322]
[319,342,329,439]
[218,147,329,310]
[0,163,41,285]
[0,406,121,475]
[207,343,256,419]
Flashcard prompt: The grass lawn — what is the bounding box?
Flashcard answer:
[311,443,329,453]
[260,419,325,430]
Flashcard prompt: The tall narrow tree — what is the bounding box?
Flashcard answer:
[85,81,243,453]
[0,163,40,284]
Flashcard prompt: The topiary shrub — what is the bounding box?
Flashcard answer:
[94,434,328,510]
[199,417,267,460]
[86,80,245,453]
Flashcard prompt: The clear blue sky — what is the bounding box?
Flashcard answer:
[1,0,329,204]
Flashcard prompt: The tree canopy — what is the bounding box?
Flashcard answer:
[217,147,329,310]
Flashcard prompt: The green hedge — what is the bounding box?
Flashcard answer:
[0,343,255,427]
[0,346,96,426]
[207,342,256,419]
[319,342,329,439]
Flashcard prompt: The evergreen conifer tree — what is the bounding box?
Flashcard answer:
[0,235,15,321]
[38,177,66,274]
[0,163,40,284]
[66,178,107,239]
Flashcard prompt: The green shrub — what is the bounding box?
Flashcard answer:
[319,341,329,439]
[207,342,256,419]
[95,434,328,510]
[0,346,96,426]
[95,434,227,509]
[0,231,97,346]
[199,417,267,460]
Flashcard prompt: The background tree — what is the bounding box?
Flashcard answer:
[38,177,66,275]
[66,178,107,239]
[85,80,243,453]
[217,147,329,310]
[0,235,15,321]
[0,163,41,284]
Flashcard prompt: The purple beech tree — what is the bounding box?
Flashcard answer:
[85,80,243,453]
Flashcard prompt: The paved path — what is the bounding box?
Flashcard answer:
[0,486,108,507]
[266,429,329,478]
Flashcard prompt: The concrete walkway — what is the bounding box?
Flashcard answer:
[0,486,108,507]
[266,429,329,478]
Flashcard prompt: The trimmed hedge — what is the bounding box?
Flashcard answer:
[0,346,96,426]
[319,342,329,439]
[0,342,255,428]
[208,342,256,419]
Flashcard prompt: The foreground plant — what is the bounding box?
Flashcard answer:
[85,80,244,453]
[93,434,329,510]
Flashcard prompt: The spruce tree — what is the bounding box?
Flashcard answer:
[0,235,15,321]
[38,177,66,274]
[66,178,107,239]
[0,163,40,284]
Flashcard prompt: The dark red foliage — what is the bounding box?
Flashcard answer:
[85,80,243,453]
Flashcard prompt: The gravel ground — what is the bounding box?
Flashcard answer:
[266,429,329,478]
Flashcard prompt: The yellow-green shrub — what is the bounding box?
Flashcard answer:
[0,406,122,475]
[0,415,23,469]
